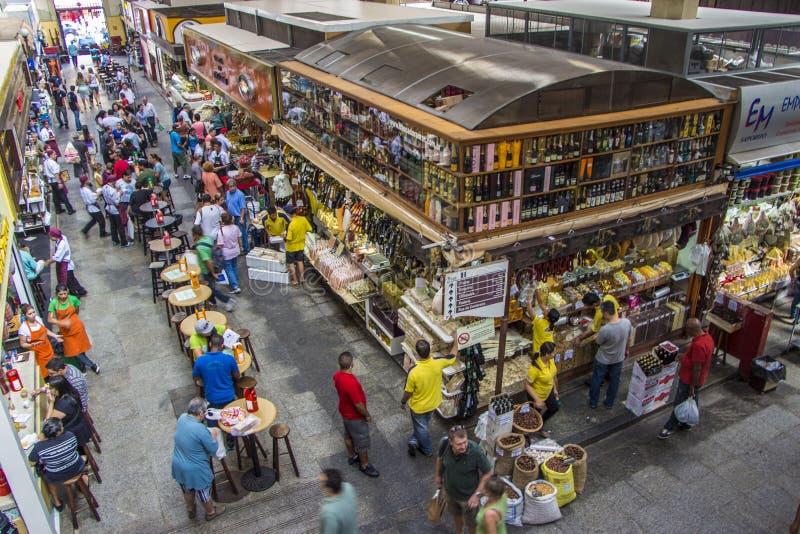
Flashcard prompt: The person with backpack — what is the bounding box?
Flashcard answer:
[192,225,235,312]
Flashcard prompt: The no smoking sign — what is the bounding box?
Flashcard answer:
[456,319,495,349]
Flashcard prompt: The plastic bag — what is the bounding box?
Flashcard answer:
[674,397,699,426]
[474,412,488,442]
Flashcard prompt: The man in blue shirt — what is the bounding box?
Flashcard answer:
[192,334,239,418]
[225,179,248,253]
[170,123,187,182]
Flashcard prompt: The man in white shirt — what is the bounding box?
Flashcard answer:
[207,141,230,179]
[79,175,108,238]
[43,151,75,214]
[101,113,123,130]
[177,104,191,124]
[142,96,158,142]
[102,180,131,247]
[118,83,135,106]
[212,129,232,153]
[193,194,224,240]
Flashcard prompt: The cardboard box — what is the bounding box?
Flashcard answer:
[629,361,677,398]
[247,268,290,284]
[246,248,288,272]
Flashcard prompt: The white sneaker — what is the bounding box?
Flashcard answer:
[224,298,236,312]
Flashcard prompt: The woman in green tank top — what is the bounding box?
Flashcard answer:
[476,476,509,534]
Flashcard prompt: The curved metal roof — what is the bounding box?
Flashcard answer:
[295,24,717,130]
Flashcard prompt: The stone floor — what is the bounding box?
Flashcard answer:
[41,60,800,533]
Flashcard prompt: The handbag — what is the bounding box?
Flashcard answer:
[427,488,446,525]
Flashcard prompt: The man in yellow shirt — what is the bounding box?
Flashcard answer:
[262,206,288,248]
[526,289,560,354]
[583,292,620,333]
[400,337,458,457]
[284,205,312,285]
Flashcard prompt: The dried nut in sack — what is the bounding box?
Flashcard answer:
[563,445,585,460]
[503,486,519,500]
[544,456,569,473]
[516,455,537,470]
[500,436,520,446]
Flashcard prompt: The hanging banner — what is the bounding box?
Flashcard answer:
[729,80,800,154]
[183,29,275,124]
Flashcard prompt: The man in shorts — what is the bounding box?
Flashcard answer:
[284,204,312,286]
[436,426,493,534]
[333,352,379,477]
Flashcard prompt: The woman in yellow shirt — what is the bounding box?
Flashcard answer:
[524,341,559,437]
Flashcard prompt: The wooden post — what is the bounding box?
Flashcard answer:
[494,261,513,395]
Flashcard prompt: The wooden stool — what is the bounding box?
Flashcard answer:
[61,472,101,529]
[82,447,102,484]
[150,261,166,303]
[235,376,257,399]
[235,329,261,373]
[163,187,175,212]
[209,456,239,500]
[135,213,147,243]
[162,290,174,327]
[85,411,102,453]
[184,338,195,363]
[171,312,187,351]
[269,423,299,481]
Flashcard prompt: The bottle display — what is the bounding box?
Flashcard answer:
[282,71,723,234]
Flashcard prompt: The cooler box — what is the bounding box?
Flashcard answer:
[248,268,289,284]
[246,247,287,272]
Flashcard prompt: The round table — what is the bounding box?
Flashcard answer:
[218,398,277,492]
[139,200,169,214]
[149,239,182,265]
[168,284,212,308]
[145,215,176,230]
[160,263,201,285]
[180,311,228,337]
[226,349,252,375]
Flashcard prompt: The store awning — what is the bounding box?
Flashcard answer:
[295,24,717,130]
[728,142,800,166]
[273,123,451,246]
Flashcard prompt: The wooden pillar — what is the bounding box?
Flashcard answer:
[687,214,720,317]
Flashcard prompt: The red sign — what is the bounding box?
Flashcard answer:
[184,31,274,124]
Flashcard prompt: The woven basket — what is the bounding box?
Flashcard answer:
[511,454,539,491]
[562,443,588,494]
[512,402,543,434]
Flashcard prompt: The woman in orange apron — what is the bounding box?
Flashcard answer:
[18,304,62,376]
[47,285,98,374]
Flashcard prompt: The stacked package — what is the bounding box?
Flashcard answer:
[308,242,363,290]
[246,247,289,284]
[626,341,679,416]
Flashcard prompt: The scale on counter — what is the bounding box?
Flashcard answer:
[363,253,390,271]
[671,270,691,282]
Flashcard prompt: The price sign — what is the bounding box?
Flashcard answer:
[444,260,509,319]
[456,318,495,349]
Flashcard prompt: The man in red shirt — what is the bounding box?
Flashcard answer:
[333,352,379,477]
[659,318,715,439]
[112,152,130,180]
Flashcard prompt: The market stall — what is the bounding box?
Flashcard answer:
[271,25,733,403]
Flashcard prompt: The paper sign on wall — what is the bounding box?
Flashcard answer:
[456,318,495,349]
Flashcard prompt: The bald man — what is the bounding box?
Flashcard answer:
[658,318,714,439]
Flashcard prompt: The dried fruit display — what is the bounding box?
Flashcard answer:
[516,455,537,470]
[503,485,520,500]
[526,482,555,497]
[545,456,569,473]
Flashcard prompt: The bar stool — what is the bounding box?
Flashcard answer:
[269,423,299,481]
[233,434,269,472]
[235,376,256,399]
[209,455,239,500]
[149,261,166,303]
[172,230,191,252]
[170,312,187,351]
[61,471,101,529]
[163,187,175,212]
[84,411,102,454]
[235,329,261,373]
[82,447,102,484]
